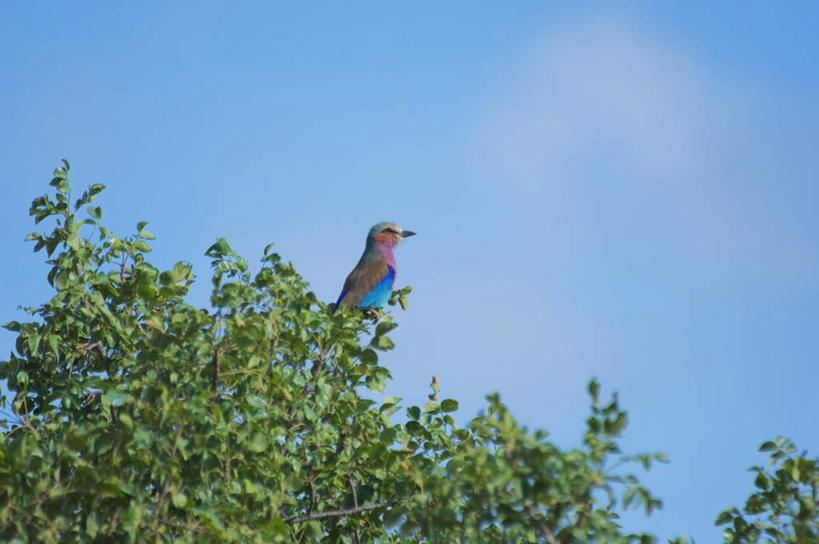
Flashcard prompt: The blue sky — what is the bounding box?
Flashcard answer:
[2,2,818,541]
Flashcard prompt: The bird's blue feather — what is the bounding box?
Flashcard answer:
[356,265,395,309]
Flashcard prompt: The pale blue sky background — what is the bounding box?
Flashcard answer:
[2,2,818,541]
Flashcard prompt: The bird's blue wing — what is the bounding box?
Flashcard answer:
[356,265,395,309]
[336,259,395,310]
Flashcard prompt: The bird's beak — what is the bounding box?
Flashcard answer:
[401,230,416,238]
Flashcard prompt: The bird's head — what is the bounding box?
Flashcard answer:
[367,222,416,248]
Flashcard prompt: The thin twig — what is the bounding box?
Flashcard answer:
[155,426,184,520]
[158,519,206,534]
[16,412,41,439]
[308,479,317,520]
[24,490,49,527]
[283,501,388,524]
[106,512,119,535]
[524,503,556,544]
[310,352,328,390]
[266,334,280,378]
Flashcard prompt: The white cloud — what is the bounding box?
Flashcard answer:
[483,17,743,182]
[475,14,816,280]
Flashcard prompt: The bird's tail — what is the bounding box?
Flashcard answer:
[330,291,348,315]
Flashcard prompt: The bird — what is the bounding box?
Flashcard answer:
[334,222,415,312]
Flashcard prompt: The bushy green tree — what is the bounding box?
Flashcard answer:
[0,162,663,543]
[0,162,815,543]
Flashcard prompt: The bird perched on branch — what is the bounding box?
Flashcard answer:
[334,222,415,313]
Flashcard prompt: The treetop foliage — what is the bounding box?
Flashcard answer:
[0,162,816,543]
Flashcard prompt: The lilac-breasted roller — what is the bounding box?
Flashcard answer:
[335,222,415,311]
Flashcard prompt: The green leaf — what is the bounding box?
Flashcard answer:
[375,320,398,336]
[441,399,459,413]
[27,333,40,355]
[605,412,628,435]
[405,420,424,435]
[370,335,395,351]
[759,441,777,452]
[715,508,736,525]
[359,348,378,365]
[423,401,440,414]
[2,321,21,332]
[88,206,102,220]
[51,166,68,182]
[47,335,59,355]
[205,237,235,258]
[248,433,269,452]
[383,507,403,528]
[380,397,402,413]
[588,379,600,400]
[366,371,387,393]
[85,513,100,537]
[171,491,188,509]
[269,517,289,536]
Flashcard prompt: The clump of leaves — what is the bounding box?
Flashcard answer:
[0,161,666,543]
[717,437,819,543]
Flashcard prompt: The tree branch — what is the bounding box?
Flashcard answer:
[524,503,556,544]
[349,476,361,544]
[573,491,591,532]
[349,476,359,509]
[120,254,127,283]
[283,501,388,524]
[211,349,222,393]
[155,425,184,524]
[79,341,106,358]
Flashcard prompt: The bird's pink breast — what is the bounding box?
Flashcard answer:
[374,240,397,269]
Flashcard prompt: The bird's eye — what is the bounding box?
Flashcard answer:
[382,228,398,234]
